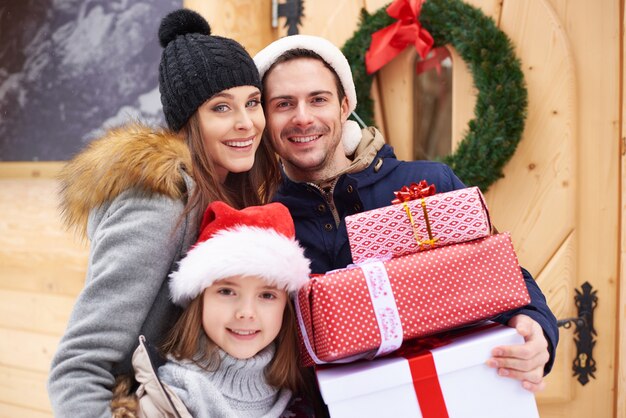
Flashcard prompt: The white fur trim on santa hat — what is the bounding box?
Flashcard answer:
[169,226,311,307]
[254,35,357,114]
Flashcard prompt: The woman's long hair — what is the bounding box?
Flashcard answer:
[179,112,280,225]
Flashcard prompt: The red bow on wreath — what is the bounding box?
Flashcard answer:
[365,0,435,75]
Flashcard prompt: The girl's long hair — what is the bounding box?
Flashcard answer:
[179,112,280,224]
[160,294,307,394]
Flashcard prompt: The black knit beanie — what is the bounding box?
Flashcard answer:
[158,9,262,132]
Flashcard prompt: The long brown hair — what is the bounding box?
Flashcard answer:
[160,292,306,394]
[179,112,281,224]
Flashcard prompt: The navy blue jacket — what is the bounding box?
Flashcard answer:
[275,144,558,373]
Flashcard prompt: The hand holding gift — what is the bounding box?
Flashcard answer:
[487,314,550,392]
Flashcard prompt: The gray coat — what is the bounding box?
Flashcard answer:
[47,124,199,418]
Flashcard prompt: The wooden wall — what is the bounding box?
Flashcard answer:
[0,163,88,417]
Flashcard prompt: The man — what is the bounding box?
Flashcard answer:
[254,35,557,392]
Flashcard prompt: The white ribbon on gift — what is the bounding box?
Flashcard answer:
[295,259,404,364]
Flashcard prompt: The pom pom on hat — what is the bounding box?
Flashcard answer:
[158,9,211,48]
[169,202,311,307]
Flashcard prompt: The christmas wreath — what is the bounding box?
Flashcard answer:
[342,0,527,191]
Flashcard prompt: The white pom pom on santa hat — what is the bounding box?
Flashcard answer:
[169,201,311,307]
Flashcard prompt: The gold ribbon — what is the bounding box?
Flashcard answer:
[402,199,438,248]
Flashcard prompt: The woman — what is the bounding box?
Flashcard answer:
[47,9,280,418]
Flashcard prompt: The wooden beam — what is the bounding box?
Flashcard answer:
[0,289,75,336]
[0,365,51,413]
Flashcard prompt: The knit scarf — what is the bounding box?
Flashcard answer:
[158,344,292,418]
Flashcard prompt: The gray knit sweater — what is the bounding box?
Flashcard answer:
[158,345,292,418]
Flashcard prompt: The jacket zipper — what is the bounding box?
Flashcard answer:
[307,180,340,227]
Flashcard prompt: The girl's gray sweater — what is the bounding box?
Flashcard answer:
[158,345,292,418]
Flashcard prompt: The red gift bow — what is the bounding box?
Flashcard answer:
[365,0,435,75]
[391,180,436,204]
[392,322,501,418]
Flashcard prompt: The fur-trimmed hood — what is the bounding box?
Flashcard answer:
[59,123,192,237]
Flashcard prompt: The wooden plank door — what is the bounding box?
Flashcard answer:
[488,0,620,416]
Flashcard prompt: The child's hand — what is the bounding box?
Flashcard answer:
[486,314,550,393]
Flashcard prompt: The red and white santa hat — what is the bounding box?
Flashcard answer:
[169,201,311,307]
[253,35,363,155]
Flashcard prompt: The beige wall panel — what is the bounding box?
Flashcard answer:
[0,162,64,179]
[485,0,575,276]
[619,0,626,414]
[0,329,58,374]
[0,290,74,336]
[0,166,84,415]
[0,178,88,296]
[534,233,576,403]
[449,1,500,150]
[0,366,50,413]
[278,0,365,47]
[370,78,387,138]
[0,404,51,418]
[491,0,619,416]
[363,0,388,11]
[0,265,84,296]
[184,0,275,55]
[376,48,416,160]
[449,48,475,151]
[550,1,618,416]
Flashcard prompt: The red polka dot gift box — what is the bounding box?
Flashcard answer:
[345,183,492,264]
[294,233,530,367]
[315,323,539,418]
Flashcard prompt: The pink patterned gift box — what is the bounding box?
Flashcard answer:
[346,186,491,264]
[295,233,529,367]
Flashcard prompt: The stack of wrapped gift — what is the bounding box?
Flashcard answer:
[315,323,539,418]
[295,181,530,365]
[292,181,538,416]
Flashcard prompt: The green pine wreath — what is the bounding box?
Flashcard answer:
[342,0,528,191]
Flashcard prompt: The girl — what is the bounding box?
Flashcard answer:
[127,201,311,417]
[48,9,280,418]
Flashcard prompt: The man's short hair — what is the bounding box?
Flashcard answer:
[262,48,347,103]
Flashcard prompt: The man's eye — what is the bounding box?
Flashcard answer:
[276,101,291,108]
